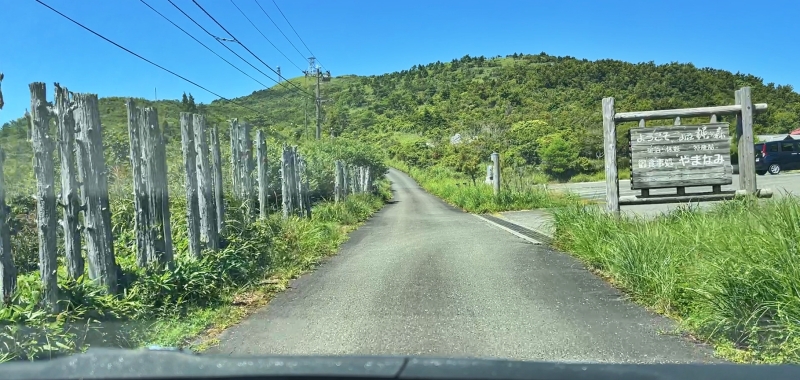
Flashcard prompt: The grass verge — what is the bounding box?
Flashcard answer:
[552,196,800,363]
[0,179,392,362]
[388,160,579,213]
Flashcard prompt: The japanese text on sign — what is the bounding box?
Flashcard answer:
[635,125,728,143]
[646,145,681,154]
[636,153,726,169]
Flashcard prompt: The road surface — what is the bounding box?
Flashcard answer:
[548,173,800,217]
[208,169,718,363]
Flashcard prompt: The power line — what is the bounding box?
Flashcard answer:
[229,0,304,73]
[33,0,265,115]
[169,0,309,99]
[191,0,314,97]
[140,0,300,104]
[268,0,325,70]
[252,0,307,62]
[139,0,270,90]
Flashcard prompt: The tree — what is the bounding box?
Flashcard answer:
[326,106,350,137]
[181,92,197,113]
[537,133,579,179]
[505,120,557,165]
[187,93,197,113]
[443,140,483,185]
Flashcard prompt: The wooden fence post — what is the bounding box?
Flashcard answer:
[73,92,117,294]
[180,113,201,258]
[280,145,291,219]
[126,99,149,267]
[602,97,620,215]
[139,107,170,265]
[29,82,59,311]
[736,87,757,194]
[349,165,356,195]
[360,167,365,194]
[343,164,349,197]
[298,155,310,218]
[293,147,303,215]
[229,119,240,198]
[365,167,371,193]
[193,114,219,251]
[236,122,255,214]
[55,84,83,279]
[0,148,17,302]
[256,130,268,219]
[210,125,225,235]
[152,110,173,265]
[334,160,342,202]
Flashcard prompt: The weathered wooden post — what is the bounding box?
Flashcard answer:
[126,99,149,267]
[238,122,255,214]
[334,160,343,203]
[73,91,117,294]
[256,130,268,219]
[293,148,303,215]
[29,83,59,311]
[55,84,83,279]
[367,167,372,193]
[180,113,201,258]
[601,97,620,215]
[358,166,364,194]
[139,106,172,265]
[152,111,173,265]
[736,87,757,194]
[229,119,241,198]
[210,125,225,235]
[301,156,311,217]
[491,152,501,196]
[349,165,356,195]
[193,114,219,251]
[0,148,17,302]
[280,145,291,219]
[341,162,348,198]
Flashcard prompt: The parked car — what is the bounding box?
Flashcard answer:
[754,140,800,175]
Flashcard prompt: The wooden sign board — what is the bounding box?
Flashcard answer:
[629,123,732,190]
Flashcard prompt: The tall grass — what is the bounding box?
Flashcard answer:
[553,197,800,362]
[389,160,579,213]
[0,180,391,362]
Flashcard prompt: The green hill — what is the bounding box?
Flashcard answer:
[2,52,799,190]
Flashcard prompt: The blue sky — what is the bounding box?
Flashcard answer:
[1,0,797,125]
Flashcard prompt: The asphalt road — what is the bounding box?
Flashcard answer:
[548,172,800,217]
[208,168,719,363]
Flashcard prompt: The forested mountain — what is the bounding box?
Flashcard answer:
[326,53,799,160]
[2,52,799,186]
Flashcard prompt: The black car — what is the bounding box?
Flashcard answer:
[755,139,800,175]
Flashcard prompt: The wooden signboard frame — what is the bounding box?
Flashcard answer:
[602,87,773,215]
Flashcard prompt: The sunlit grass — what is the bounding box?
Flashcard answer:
[389,160,579,213]
[552,197,800,363]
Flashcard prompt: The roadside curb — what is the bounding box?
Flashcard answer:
[473,213,554,246]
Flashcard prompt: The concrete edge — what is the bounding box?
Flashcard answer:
[484,213,556,242]
[471,214,544,245]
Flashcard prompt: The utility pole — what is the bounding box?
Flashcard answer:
[276,66,281,83]
[315,66,321,140]
[0,72,5,110]
[303,57,328,140]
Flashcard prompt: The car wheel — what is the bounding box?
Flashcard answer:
[756,170,767,176]
[768,163,781,175]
